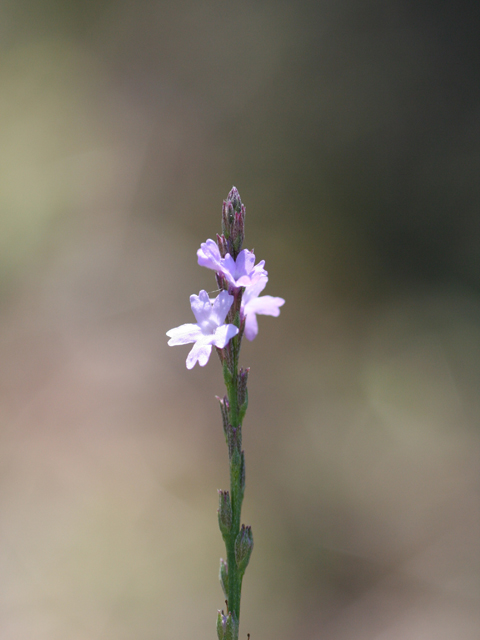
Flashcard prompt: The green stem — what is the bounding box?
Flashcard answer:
[223,335,244,626]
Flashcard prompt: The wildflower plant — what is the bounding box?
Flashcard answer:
[167,187,284,639]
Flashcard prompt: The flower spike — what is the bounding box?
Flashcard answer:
[166,187,284,639]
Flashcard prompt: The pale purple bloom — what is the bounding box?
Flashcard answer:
[242,276,285,341]
[197,239,268,288]
[166,290,239,369]
[197,239,224,272]
[221,250,267,288]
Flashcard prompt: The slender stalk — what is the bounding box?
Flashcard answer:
[224,334,243,622]
[167,187,283,640]
[215,189,256,640]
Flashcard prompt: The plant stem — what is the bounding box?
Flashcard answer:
[223,334,244,626]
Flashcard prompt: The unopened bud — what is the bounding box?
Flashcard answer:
[232,209,245,254]
[216,233,228,258]
[235,524,253,574]
[216,395,229,441]
[215,270,228,292]
[228,186,242,213]
[218,490,233,537]
[222,186,246,258]
[219,558,228,598]
[217,610,226,640]
[217,610,238,640]
[222,200,235,237]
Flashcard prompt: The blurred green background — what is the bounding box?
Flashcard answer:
[1,1,480,638]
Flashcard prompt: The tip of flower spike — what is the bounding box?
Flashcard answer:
[222,187,245,258]
[227,186,242,211]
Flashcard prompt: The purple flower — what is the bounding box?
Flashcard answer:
[197,239,224,272]
[242,276,285,341]
[221,250,267,288]
[197,239,268,288]
[166,290,239,369]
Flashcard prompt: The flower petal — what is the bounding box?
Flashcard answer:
[213,323,239,348]
[166,323,203,345]
[245,295,285,317]
[242,276,268,305]
[197,239,223,271]
[190,290,212,324]
[235,260,267,287]
[211,290,235,325]
[220,254,237,285]
[244,313,259,341]
[235,249,255,277]
[186,341,213,369]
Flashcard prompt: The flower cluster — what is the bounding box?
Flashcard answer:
[166,187,285,368]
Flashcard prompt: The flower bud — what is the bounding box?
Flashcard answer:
[222,186,245,258]
[219,558,228,598]
[235,524,253,574]
[217,610,227,640]
[217,610,238,640]
[232,210,245,254]
[228,186,242,213]
[216,233,228,258]
[216,395,229,441]
[222,200,235,236]
[215,270,228,292]
[218,490,233,537]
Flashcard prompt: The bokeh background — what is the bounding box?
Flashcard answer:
[1,1,480,638]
